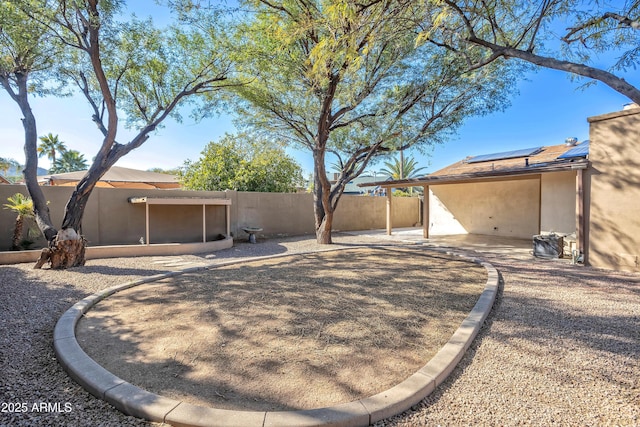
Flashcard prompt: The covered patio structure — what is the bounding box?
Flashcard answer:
[359,143,589,256]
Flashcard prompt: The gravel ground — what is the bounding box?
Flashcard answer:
[1,233,638,427]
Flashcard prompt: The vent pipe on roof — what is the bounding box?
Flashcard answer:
[565,137,578,146]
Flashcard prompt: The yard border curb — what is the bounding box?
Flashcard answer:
[54,246,499,427]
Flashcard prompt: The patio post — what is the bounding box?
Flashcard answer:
[423,185,429,239]
[576,168,585,254]
[202,204,206,243]
[145,202,150,246]
[386,188,392,235]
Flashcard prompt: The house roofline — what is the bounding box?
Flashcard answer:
[358,159,589,188]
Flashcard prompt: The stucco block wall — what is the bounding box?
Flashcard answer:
[0,185,419,251]
[229,191,419,238]
[587,108,640,272]
[429,178,540,239]
[540,171,577,235]
[230,191,316,238]
[334,195,420,231]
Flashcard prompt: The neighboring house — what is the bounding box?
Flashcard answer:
[39,166,180,189]
[330,174,392,195]
[0,175,10,184]
[360,104,640,273]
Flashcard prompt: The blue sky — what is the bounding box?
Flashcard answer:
[0,4,634,177]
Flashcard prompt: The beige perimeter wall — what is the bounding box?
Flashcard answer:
[586,107,640,272]
[0,186,419,251]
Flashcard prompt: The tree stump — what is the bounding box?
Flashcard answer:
[34,228,86,269]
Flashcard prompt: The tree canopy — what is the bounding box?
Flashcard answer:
[231,0,517,243]
[1,0,235,268]
[425,1,640,103]
[379,154,428,180]
[50,150,88,173]
[38,133,67,165]
[180,133,304,193]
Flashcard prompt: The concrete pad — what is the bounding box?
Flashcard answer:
[165,402,266,427]
[263,401,370,427]
[360,371,436,424]
[104,382,181,423]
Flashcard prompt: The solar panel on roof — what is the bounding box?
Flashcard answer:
[467,147,543,164]
[557,141,589,159]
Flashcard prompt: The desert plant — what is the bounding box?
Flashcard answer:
[3,193,35,250]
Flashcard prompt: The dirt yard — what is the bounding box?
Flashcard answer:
[76,246,486,412]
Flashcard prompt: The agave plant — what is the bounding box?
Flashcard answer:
[3,193,35,250]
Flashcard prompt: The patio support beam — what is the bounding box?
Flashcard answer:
[386,188,392,235]
[423,185,429,239]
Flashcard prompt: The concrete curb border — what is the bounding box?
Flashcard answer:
[54,247,499,427]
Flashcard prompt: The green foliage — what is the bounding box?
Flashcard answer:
[0,157,20,178]
[3,192,36,250]
[379,154,428,180]
[2,0,235,246]
[425,1,640,101]
[392,189,413,197]
[50,150,88,173]
[148,167,181,175]
[0,0,62,95]
[38,133,67,164]
[180,133,304,192]
[3,193,33,218]
[231,0,517,240]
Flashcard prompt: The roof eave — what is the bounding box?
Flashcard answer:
[359,159,589,188]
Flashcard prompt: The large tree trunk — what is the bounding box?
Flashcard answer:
[315,210,334,244]
[312,146,335,244]
[6,73,70,267]
[11,74,58,243]
[34,228,85,269]
[35,162,111,269]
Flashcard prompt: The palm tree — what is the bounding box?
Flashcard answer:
[3,193,34,250]
[50,150,88,173]
[379,154,427,180]
[0,157,20,180]
[38,133,67,167]
[379,154,428,196]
